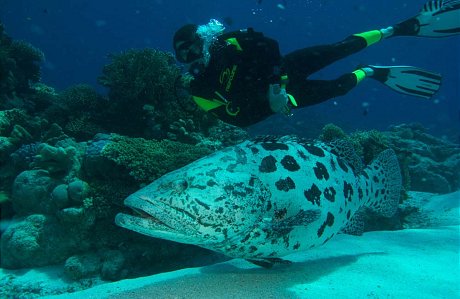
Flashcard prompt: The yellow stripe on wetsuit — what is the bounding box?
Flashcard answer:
[352,69,367,84]
[353,30,383,46]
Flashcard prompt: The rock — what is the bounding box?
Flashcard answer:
[101,250,126,281]
[51,184,69,209]
[0,136,15,163]
[64,253,102,280]
[12,170,57,215]
[0,214,75,268]
[57,207,95,228]
[68,179,89,204]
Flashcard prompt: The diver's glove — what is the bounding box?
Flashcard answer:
[268,84,290,115]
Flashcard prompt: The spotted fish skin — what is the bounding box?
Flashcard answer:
[115,136,401,259]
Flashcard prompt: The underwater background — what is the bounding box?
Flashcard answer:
[0,0,459,298]
[2,0,459,140]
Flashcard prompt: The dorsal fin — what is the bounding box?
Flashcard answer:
[322,139,364,174]
[251,135,314,146]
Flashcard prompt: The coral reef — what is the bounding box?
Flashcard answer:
[387,123,460,193]
[100,134,212,185]
[0,214,89,268]
[0,23,44,104]
[97,48,215,140]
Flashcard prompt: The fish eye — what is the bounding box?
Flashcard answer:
[172,179,188,193]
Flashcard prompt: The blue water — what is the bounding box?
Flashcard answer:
[1,2,460,297]
[1,0,459,140]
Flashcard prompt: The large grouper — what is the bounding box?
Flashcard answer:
[115,135,402,267]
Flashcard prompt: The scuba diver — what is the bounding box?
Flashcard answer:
[173,0,460,127]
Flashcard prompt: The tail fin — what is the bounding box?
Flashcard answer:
[364,149,402,217]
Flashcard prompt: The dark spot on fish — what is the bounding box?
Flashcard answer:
[195,199,210,210]
[293,242,300,250]
[313,162,329,180]
[261,142,289,151]
[337,158,348,173]
[281,155,300,171]
[274,208,287,220]
[242,233,251,243]
[224,185,234,192]
[304,184,322,206]
[380,189,385,195]
[251,147,259,154]
[317,212,335,237]
[330,158,336,171]
[375,190,379,198]
[297,150,307,160]
[259,155,277,173]
[283,235,290,248]
[216,207,224,214]
[362,171,369,179]
[266,200,272,211]
[249,176,255,186]
[275,177,296,192]
[226,164,237,172]
[249,246,258,253]
[206,169,219,177]
[373,176,379,183]
[326,212,335,226]
[304,144,325,157]
[346,210,351,220]
[207,180,216,187]
[277,209,321,229]
[324,186,336,202]
[322,234,334,245]
[192,184,206,190]
[192,205,199,215]
[358,187,363,200]
[223,228,228,239]
[343,181,353,200]
[215,196,225,202]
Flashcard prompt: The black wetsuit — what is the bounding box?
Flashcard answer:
[189,28,368,127]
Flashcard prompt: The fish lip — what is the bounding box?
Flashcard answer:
[122,193,196,234]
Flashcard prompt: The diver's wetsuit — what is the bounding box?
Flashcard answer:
[189,28,370,127]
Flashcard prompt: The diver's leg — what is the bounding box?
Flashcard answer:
[283,29,391,79]
[289,69,369,107]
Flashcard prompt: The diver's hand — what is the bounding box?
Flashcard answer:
[268,84,290,115]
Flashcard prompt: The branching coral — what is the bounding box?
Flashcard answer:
[97,48,212,138]
[101,134,211,184]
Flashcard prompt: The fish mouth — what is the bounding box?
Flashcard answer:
[125,205,174,230]
[115,193,199,244]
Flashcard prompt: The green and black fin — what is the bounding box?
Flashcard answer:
[368,65,442,99]
[394,0,460,37]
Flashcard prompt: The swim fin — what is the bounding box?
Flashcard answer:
[394,0,460,37]
[368,65,442,99]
